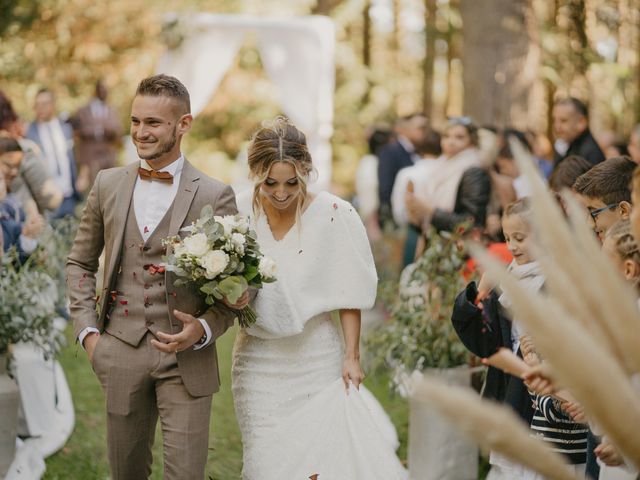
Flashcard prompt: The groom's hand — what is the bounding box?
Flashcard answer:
[84,332,100,363]
[221,290,250,310]
[151,310,205,353]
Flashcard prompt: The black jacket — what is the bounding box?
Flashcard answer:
[451,281,534,424]
[377,141,414,221]
[554,129,605,167]
[431,167,491,232]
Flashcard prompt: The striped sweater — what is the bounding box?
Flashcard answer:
[530,394,589,464]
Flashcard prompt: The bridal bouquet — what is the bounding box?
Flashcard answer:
[163,205,276,327]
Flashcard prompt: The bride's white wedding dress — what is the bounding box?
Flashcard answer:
[232,191,407,480]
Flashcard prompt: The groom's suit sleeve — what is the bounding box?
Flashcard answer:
[198,184,246,341]
[66,171,105,340]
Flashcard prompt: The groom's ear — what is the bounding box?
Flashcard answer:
[176,113,193,136]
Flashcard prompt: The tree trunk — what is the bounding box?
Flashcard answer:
[422,0,437,116]
[312,0,345,15]
[459,0,538,129]
[363,0,371,67]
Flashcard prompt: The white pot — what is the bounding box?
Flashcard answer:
[408,367,478,480]
[0,352,19,477]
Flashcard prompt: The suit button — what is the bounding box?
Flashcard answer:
[146,321,153,326]
[144,284,150,289]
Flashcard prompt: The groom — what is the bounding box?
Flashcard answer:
[66,74,248,479]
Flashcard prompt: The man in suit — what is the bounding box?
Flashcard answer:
[70,80,123,193]
[552,97,605,168]
[26,88,80,218]
[66,74,248,479]
[377,113,428,227]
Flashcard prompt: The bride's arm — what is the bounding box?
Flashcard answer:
[340,308,365,392]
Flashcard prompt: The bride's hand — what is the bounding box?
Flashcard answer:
[342,356,365,393]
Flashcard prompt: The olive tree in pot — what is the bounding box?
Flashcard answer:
[0,251,60,477]
[365,228,478,480]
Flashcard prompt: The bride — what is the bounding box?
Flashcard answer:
[231,117,407,480]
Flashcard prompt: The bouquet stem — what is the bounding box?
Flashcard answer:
[237,305,258,328]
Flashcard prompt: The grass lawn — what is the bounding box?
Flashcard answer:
[44,325,408,479]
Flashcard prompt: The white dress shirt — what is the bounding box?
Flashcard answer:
[78,155,212,350]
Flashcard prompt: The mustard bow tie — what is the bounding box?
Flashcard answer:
[138,167,174,184]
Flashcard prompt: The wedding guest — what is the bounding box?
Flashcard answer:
[390,127,441,265]
[355,126,394,241]
[548,155,592,193]
[377,113,429,226]
[572,156,635,241]
[452,198,542,477]
[552,97,605,168]
[0,137,44,262]
[0,90,62,216]
[602,219,640,293]
[405,117,490,236]
[628,125,640,164]
[26,88,80,218]
[70,79,123,192]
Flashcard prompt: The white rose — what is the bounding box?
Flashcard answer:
[215,215,235,237]
[231,233,246,254]
[235,216,250,234]
[173,243,188,258]
[183,233,209,257]
[200,250,229,279]
[258,256,277,280]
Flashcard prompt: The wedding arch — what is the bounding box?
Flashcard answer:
[157,13,336,190]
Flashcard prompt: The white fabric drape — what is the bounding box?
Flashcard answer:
[157,14,335,191]
[156,27,246,116]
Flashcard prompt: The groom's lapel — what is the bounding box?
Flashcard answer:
[105,162,138,288]
[169,159,200,237]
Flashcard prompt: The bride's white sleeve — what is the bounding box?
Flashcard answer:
[245,195,378,339]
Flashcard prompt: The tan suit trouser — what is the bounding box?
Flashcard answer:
[92,331,212,480]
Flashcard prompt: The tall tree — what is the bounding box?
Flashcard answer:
[422,0,437,116]
[363,0,372,67]
[459,0,538,129]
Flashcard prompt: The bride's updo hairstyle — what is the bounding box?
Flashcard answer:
[247,116,315,219]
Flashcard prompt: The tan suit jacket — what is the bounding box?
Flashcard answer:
[66,159,238,396]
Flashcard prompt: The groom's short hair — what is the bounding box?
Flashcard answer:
[135,74,191,115]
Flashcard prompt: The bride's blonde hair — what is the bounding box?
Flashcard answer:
[247,117,315,224]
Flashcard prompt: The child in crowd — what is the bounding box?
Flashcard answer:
[452,198,588,478]
[572,156,635,242]
[548,155,593,193]
[602,219,640,294]
[594,219,640,479]
[453,198,539,477]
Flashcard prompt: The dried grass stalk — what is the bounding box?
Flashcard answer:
[483,348,531,377]
[562,190,640,372]
[510,138,639,372]
[471,247,640,468]
[410,375,581,480]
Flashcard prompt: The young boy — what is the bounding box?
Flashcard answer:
[572,156,635,242]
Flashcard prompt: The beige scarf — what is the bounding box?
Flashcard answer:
[413,148,481,212]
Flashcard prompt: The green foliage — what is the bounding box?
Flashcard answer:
[0,250,62,356]
[365,228,471,387]
[30,215,79,309]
